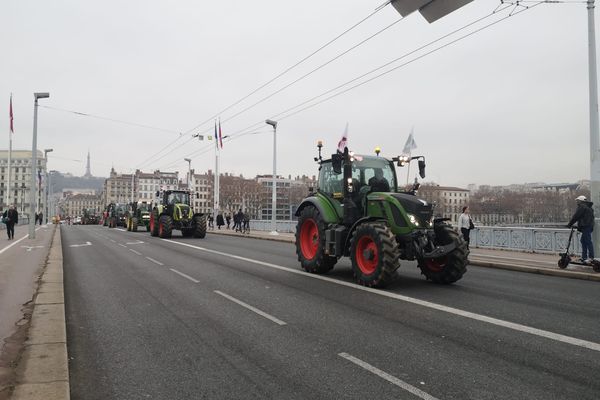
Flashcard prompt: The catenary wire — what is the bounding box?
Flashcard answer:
[181,4,387,136]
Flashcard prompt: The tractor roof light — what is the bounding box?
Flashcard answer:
[375,147,381,156]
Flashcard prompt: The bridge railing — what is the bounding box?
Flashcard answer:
[469,226,579,254]
[247,220,580,254]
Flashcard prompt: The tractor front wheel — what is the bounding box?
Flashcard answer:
[149,211,159,237]
[131,217,138,232]
[418,224,468,284]
[295,206,336,274]
[350,222,399,287]
[193,215,207,238]
[158,215,173,238]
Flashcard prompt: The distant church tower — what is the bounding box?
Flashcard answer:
[84,150,92,178]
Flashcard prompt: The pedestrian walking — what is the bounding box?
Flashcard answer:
[226,214,231,229]
[242,212,250,234]
[457,206,473,249]
[216,213,225,230]
[208,214,214,229]
[567,195,595,264]
[235,209,244,232]
[2,205,18,240]
[38,212,43,225]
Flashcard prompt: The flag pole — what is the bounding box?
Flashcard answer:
[7,94,12,209]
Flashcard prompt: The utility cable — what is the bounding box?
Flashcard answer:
[182,5,387,136]
[39,105,182,135]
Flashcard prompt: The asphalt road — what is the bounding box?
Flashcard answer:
[63,225,600,400]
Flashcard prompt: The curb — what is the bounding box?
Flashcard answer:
[209,230,599,282]
[11,226,69,400]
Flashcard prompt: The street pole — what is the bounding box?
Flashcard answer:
[29,92,49,239]
[184,158,192,191]
[44,149,53,223]
[266,119,278,235]
[214,143,220,220]
[587,0,600,254]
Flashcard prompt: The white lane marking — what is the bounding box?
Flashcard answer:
[129,249,142,256]
[169,268,200,283]
[146,257,164,266]
[21,245,44,252]
[164,239,600,353]
[118,243,127,248]
[0,227,45,254]
[69,241,93,248]
[214,290,287,326]
[126,240,145,245]
[109,239,116,243]
[339,353,439,400]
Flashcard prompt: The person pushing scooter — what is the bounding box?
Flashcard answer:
[567,195,595,264]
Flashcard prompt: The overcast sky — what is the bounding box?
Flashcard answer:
[0,0,596,188]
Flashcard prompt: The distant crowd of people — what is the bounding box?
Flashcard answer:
[207,209,250,234]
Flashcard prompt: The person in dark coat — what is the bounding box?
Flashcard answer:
[216,213,225,230]
[567,195,595,263]
[225,214,231,229]
[208,214,214,229]
[38,212,43,225]
[3,205,18,240]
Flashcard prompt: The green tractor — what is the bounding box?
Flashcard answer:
[295,144,468,288]
[149,190,207,239]
[126,201,151,232]
[103,203,126,228]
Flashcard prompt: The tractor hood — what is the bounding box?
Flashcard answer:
[390,193,433,227]
[174,204,192,220]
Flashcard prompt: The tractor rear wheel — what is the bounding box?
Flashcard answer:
[193,215,207,238]
[350,222,399,287]
[418,224,468,284]
[126,217,132,231]
[149,211,159,237]
[295,206,336,274]
[158,215,173,238]
[131,217,138,232]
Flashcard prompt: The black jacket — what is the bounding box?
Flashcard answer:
[568,201,594,230]
[3,209,18,224]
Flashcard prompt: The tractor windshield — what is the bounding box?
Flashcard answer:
[167,192,190,205]
[318,155,397,197]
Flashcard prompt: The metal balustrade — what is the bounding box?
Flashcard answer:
[247,220,581,255]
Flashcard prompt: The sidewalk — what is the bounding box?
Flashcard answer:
[207,229,600,282]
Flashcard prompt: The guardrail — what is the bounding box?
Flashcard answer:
[470,227,580,254]
[248,220,581,255]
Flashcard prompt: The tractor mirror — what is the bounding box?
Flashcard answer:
[331,154,342,174]
[418,159,426,178]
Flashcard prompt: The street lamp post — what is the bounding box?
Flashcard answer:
[184,158,192,191]
[29,92,49,239]
[266,119,278,235]
[44,149,53,223]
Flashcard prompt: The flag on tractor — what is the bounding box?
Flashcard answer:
[337,122,349,153]
[402,128,417,156]
[214,121,218,150]
[9,94,14,133]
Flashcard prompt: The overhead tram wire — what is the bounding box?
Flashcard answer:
[181,4,388,136]
[155,0,545,169]
[39,105,182,135]
[193,15,406,137]
[274,1,546,123]
[178,1,520,150]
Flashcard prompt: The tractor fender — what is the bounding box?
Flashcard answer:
[295,197,339,224]
[342,216,387,256]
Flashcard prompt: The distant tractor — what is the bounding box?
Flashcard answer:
[126,201,151,232]
[294,144,468,288]
[104,203,127,228]
[149,190,206,238]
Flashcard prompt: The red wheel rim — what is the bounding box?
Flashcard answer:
[300,219,319,260]
[150,214,155,232]
[425,257,447,272]
[159,220,164,237]
[356,236,378,275]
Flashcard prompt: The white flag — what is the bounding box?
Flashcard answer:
[337,122,349,153]
[402,128,417,155]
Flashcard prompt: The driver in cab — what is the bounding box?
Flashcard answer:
[368,168,390,192]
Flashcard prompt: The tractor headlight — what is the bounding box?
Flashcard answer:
[407,213,419,227]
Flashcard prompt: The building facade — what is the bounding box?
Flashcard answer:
[63,193,103,218]
[0,150,48,216]
[418,185,470,224]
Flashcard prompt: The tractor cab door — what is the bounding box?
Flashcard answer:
[318,161,344,216]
